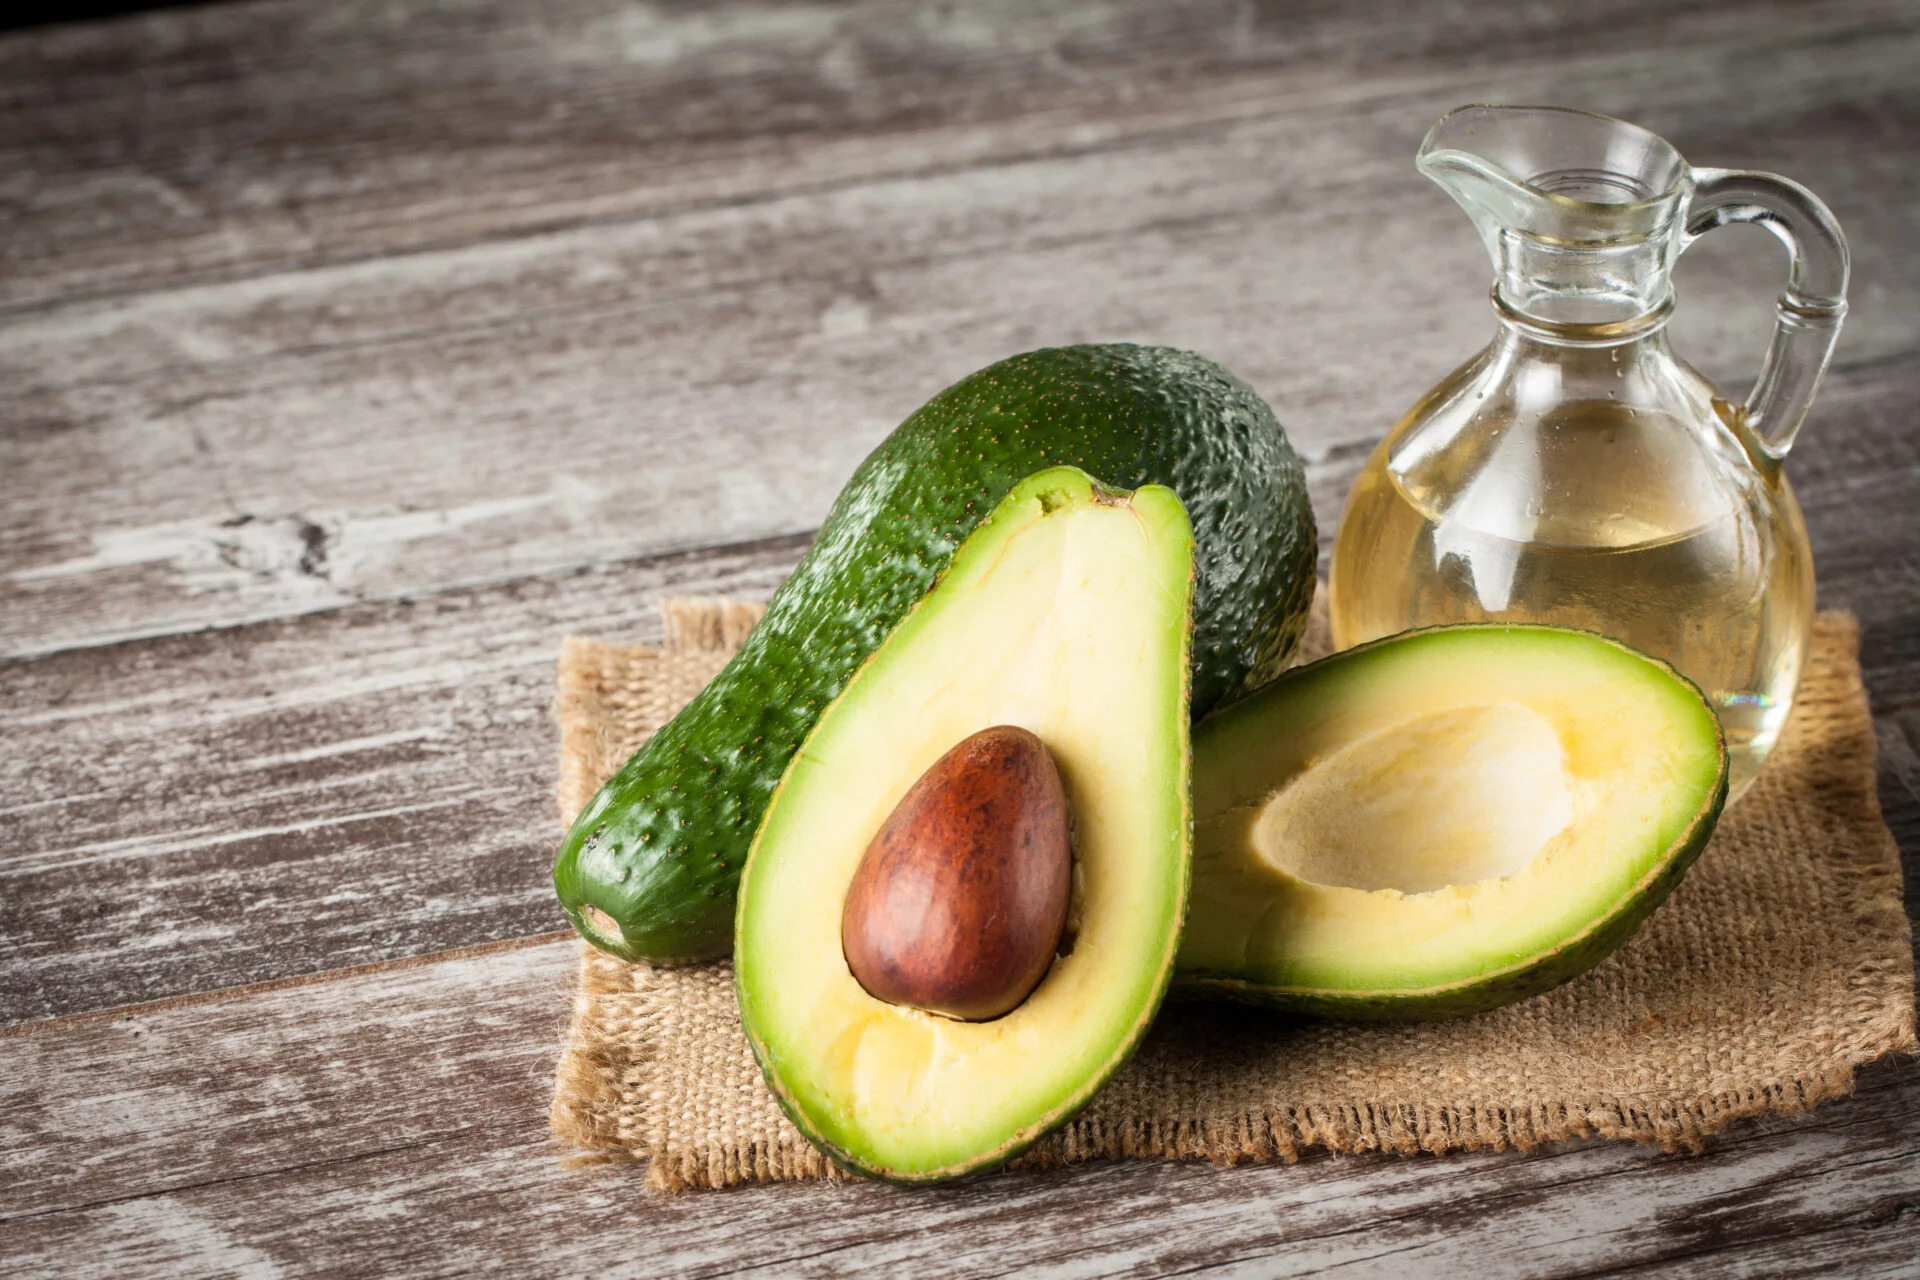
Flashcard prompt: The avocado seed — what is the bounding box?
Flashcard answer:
[841,725,1071,1021]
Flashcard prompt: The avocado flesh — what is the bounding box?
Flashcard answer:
[1178,625,1728,1021]
[554,344,1315,963]
[737,468,1194,1182]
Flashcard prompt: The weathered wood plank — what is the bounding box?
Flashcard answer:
[16,16,1920,405]
[1875,706,1920,923]
[0,536,800,1023]
[0,939,1914,1279]
[1782,353,1920,708]
[3,350,1915,1024]
[4,11,1915,656]
[0,940,578,1223]
[0,0,1902,309]
[1603,1207,1920,1280]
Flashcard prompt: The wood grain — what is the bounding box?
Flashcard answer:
[0,535,799,1023]
[1,940,1914,1278]
[4,4,1916,656]
[1786,353,1920,707]
[0,0,1902,308]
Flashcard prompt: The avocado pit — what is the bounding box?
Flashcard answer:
[841,725,1072,1021]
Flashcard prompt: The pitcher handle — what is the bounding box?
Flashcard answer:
[1683,169,1849,464]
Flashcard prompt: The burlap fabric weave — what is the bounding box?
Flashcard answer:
[549,594,1915,1192]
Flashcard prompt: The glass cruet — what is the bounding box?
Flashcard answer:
[1329,105,1849,799]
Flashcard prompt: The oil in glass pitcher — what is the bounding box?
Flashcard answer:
[1329,107,1848,798]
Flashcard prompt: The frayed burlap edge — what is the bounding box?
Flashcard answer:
[630,1080,1882,1195]
[551,602,1916,1192]
[549,598,768,1177]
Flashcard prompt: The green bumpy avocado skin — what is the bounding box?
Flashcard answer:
[553,344,1316,962]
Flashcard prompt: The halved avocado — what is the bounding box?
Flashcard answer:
[1177,625,1728,1021]
[736,466,1194,1182]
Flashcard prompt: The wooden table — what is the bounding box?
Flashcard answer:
[3,2,1917,1274]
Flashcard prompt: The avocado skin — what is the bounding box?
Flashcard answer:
[556,344,1315,962]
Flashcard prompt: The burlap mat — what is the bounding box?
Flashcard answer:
[549,593,1915,1191]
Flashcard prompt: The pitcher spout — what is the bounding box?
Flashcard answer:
[1419,106,1693,330]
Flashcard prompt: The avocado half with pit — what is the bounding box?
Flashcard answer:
[736,467,1193,1182]
[1178,625,1729,1020]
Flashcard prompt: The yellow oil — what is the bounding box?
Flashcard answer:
[1330,399,1815,799]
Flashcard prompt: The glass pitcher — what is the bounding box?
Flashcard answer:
[1329,106,1848,799]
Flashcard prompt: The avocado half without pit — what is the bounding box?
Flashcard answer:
[1177,624,1730,1020]
[736,466,1195,1183]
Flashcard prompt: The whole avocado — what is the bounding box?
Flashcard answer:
[554,344,1316,962]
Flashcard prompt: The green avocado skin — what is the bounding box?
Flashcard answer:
[554,344,1316,962]
[1177,792,1723,1022]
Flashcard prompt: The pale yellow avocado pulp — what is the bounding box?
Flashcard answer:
[736,468,1194,1181]
[1178,626,1727,1019]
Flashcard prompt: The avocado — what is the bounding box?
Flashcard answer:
[1177,625,1728,1021]
[555,344,1315,963]
[737,467,1193,1182]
